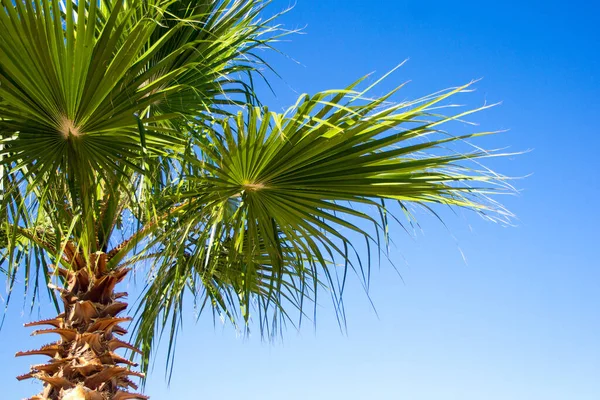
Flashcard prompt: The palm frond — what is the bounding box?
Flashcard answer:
[131,75,514,377]
[0,0,282,312]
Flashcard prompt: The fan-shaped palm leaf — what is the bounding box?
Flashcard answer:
[130,76,513,377]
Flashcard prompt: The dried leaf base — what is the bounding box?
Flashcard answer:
[16,254,148,399]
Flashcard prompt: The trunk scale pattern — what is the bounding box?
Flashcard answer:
[16,252,148,400]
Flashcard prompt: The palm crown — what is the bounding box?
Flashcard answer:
[0,0,512,398]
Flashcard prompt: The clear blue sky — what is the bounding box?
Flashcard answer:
[3,1,599,399]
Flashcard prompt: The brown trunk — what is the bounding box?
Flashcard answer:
[16,252,148,400]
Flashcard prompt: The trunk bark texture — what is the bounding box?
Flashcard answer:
[16,252,148,400]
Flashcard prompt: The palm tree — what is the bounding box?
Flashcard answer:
[0,0,512,399]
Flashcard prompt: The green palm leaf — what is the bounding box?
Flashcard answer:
[131,75,514,377]
[1,0,281,281]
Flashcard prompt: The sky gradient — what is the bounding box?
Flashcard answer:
[3,1,599,399]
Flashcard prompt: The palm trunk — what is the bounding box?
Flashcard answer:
[16,252,148,400]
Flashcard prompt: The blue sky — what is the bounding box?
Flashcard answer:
[3,0,600,399]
